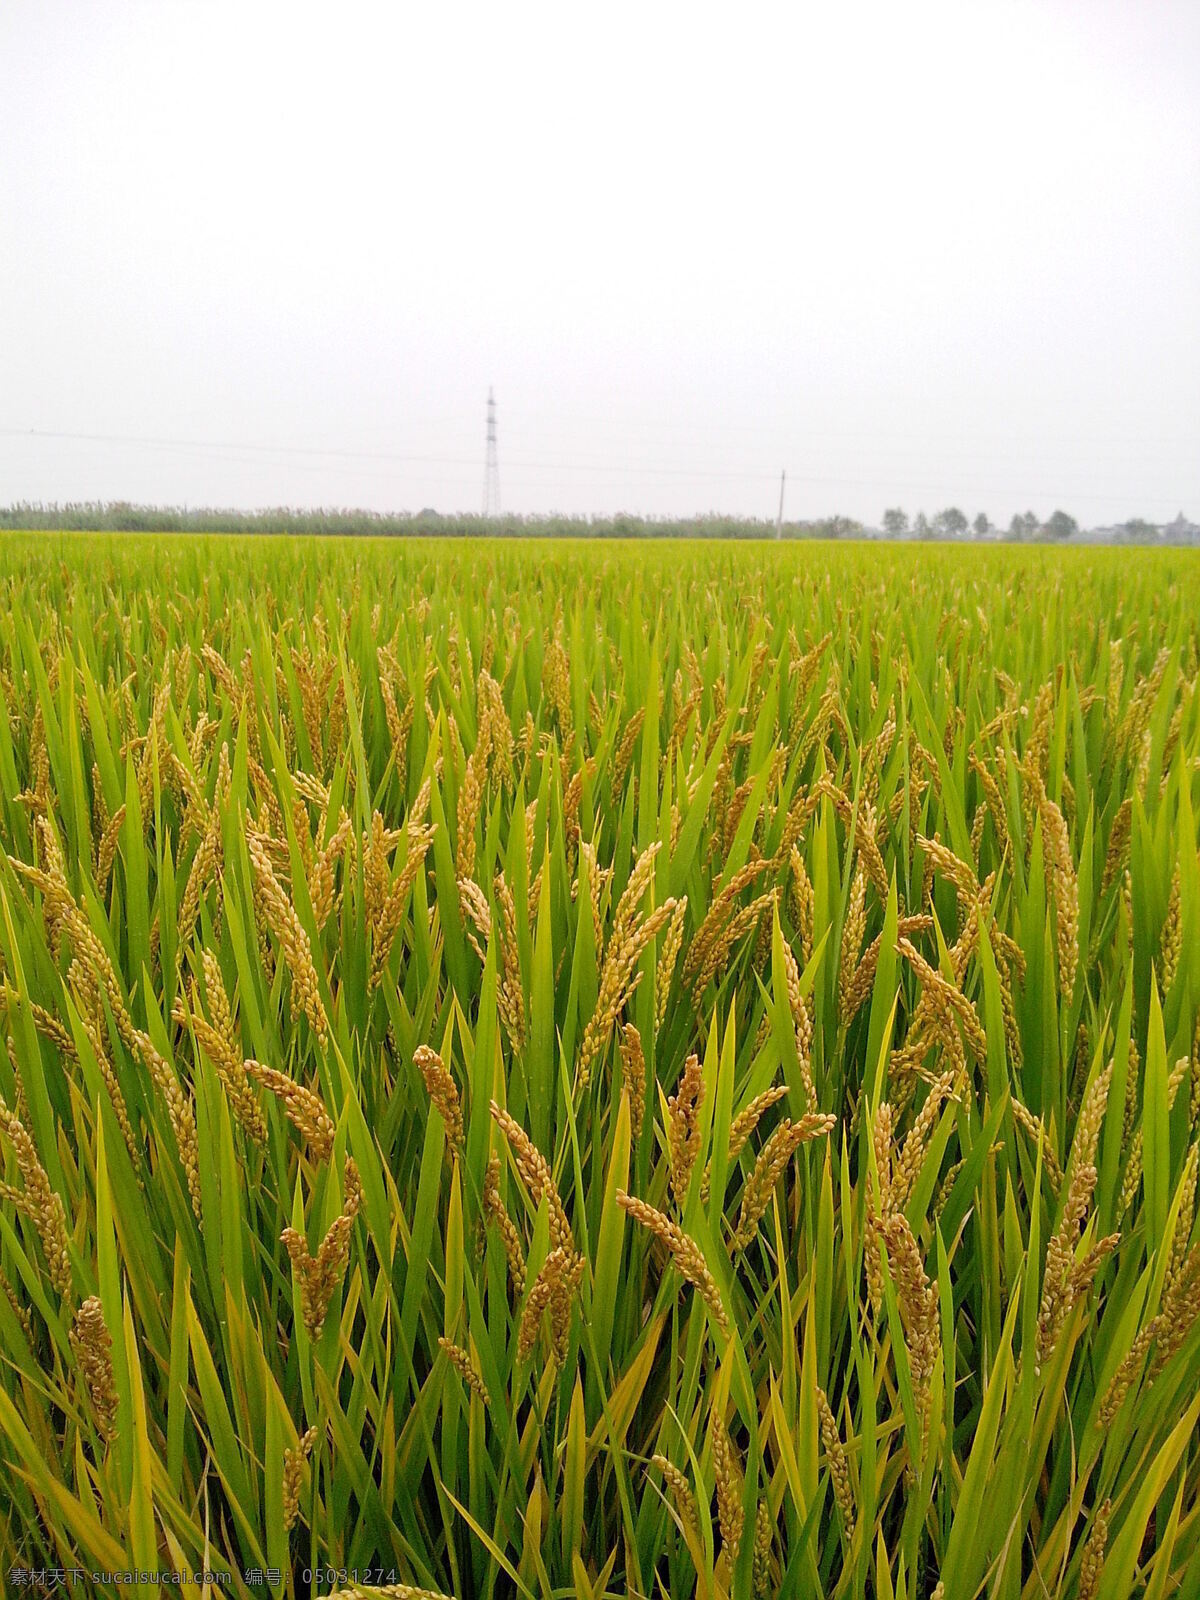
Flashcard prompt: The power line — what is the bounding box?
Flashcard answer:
[0,425,781,482]
[1,425,1191,509]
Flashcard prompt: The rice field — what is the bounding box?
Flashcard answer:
[1,533,1198,1599]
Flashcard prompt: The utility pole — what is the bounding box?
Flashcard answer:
[775,469,786,539]
[483,388,501,517]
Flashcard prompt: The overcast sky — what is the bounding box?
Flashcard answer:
[2,1,1198,526]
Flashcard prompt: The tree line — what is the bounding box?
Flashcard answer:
[0,502,869,539]
[0,501,1181,542]
[881,507,1083,541]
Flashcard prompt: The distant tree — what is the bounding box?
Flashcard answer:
[934,506,968,539]
[827,515,864,540]
[1042,509,1078,541]
[914,511,930,538]
[882,507,909,538]
[1122,518,1157,541]
[973,512,991,539]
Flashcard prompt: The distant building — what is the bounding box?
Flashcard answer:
[1164,511,1200,544]
[1084,515,1199,545]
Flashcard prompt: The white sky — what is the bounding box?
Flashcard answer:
[2,1,1198,527]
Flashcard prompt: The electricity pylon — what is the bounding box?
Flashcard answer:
[483,388,500,517]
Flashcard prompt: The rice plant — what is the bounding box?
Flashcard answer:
[0,533,1198,1598]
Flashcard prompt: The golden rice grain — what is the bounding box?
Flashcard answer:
[283,1423,318,1531]
[490,1102,572,1257]
[667,1053,704,1207]
[752,1498,772,1598]
[244,1058,335,1161]
[816,1385,855,1541]
[438,1336,488,1403]
[711,1410,744,1557]
[69,1295,118,1442]
[0,1102,72,1299]
[414,1046,464,1151]
[1077,1499,1110,1600]
[732,1113,835,1250]
[483,1154,526,1294]
[618,1022,646,1140]
[247,831,328,1041]
[880,1211,939,1396]
[650,1455,699,1536]
[617,1190,729,1334]
[281,1157,361,1339]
